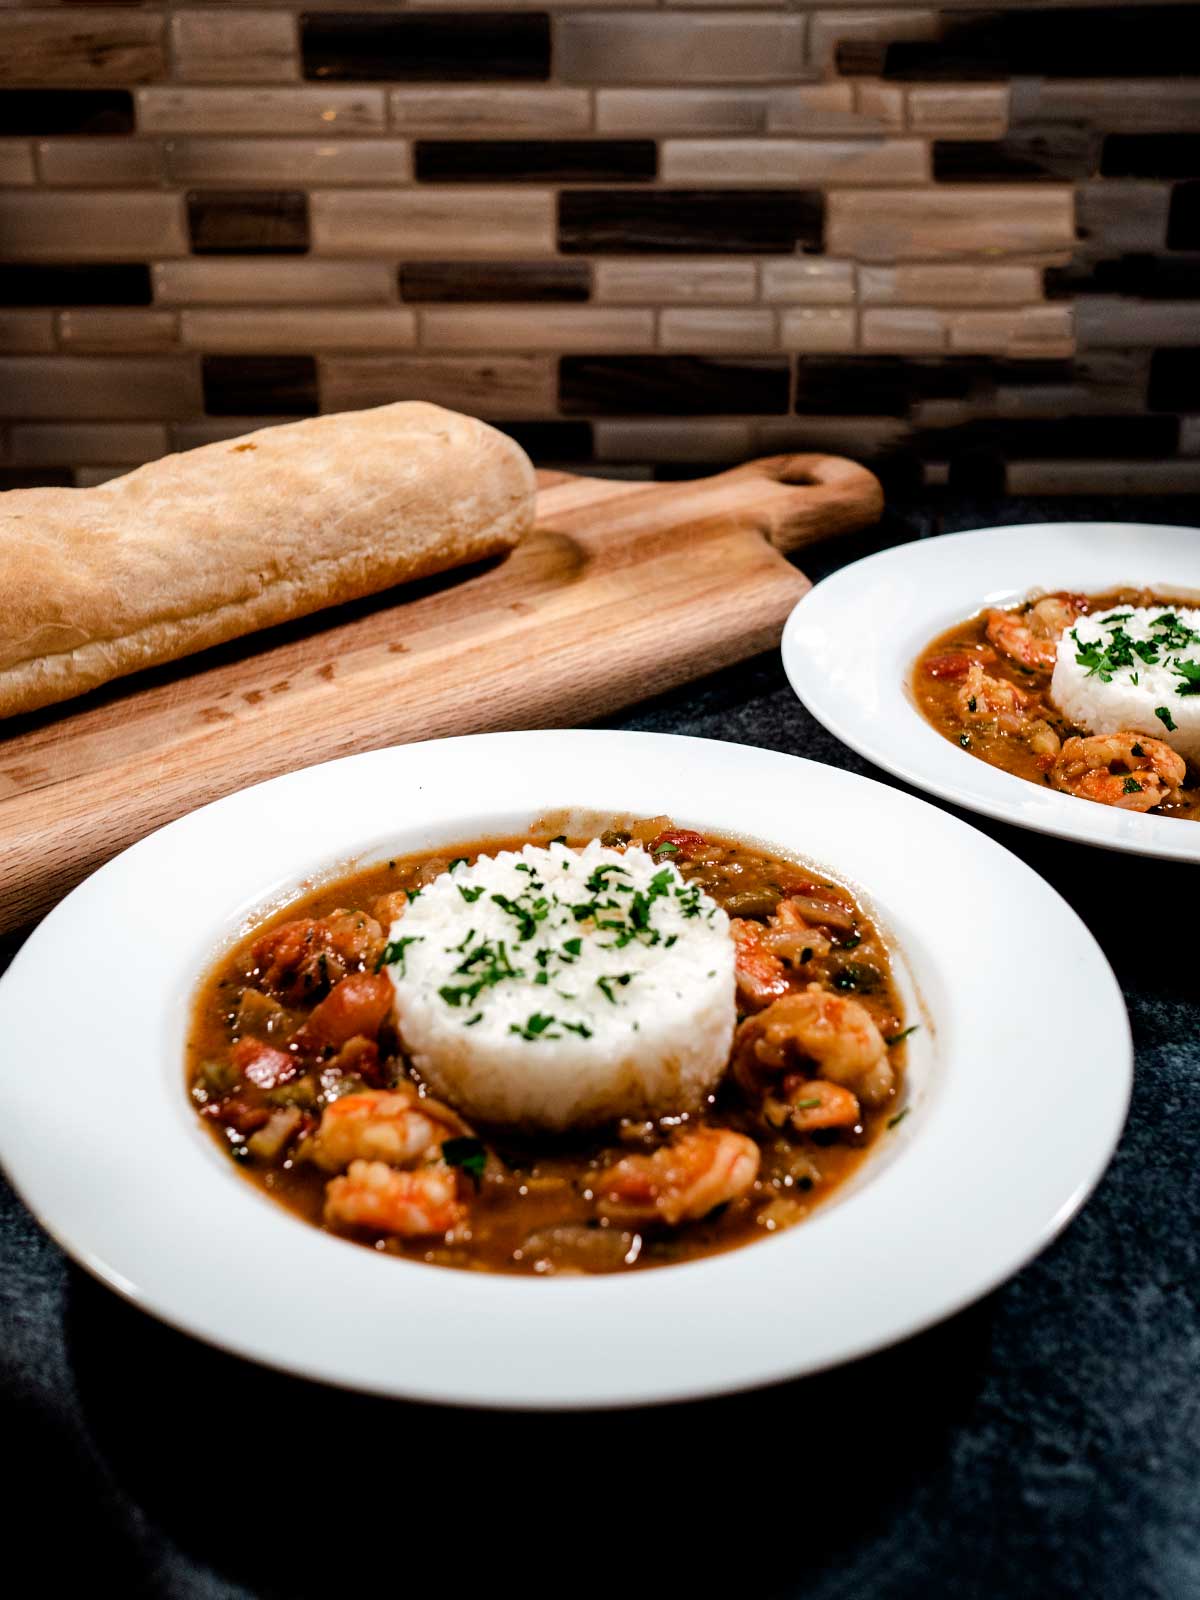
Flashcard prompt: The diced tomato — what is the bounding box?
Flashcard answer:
[231,1036,298,1090]
[923,652,973,681]
[293,972,394,1053]
[650,828,706,861]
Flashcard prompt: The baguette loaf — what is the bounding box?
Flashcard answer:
[0,401,536,720]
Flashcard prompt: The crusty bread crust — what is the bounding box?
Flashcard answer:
[0,401,535,719]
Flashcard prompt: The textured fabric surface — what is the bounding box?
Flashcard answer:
[1,494,1197,1598]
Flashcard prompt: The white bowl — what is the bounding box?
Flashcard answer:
[0,730,1130,1408]
[782,521,1200,861]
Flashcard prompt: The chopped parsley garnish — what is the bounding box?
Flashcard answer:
[1122,777,1144,795]
[439,939,520,1007]
[561,1020,593,1039]
[887,1108,910,1130]
[375,934,423,975]
[653,841,680,856]
[1173,658,1200,695]
[490,891,550,941]
[597,973,634,1004]
[458,884,485,903]
[1156,705,1178,732]
[885,1025,919,1046]
[509,1012,562,1041]
[793,1097,822,1110]
[562,937,583,959]
[448,858,468,872]
[442,1136,487,1185]
[1131,742,1144,757]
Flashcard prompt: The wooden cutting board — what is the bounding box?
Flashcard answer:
[0,453,881,933]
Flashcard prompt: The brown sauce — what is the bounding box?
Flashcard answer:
[913,587,1200,821]
[187,820,910,1276]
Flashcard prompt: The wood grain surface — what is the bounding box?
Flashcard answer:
[0,452,881,932]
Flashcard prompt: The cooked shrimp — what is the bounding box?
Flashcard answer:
[595,1128,760,1226]
[1051,731,1186,812]
[371,889,410,928]
[985,594,1083,672]
[760,897,832,965]
[308,1087,467,1173]
[324,1160,465,1236]
[956,660,1034,737]
[252,909,384,1004]
[730,918,791,1009]
[733,985,893,1107]
[773,1075,861,1133]
[291,971,394,1053]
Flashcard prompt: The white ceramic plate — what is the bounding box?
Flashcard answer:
[0,730,1129,1409]
[782,521,1200,861]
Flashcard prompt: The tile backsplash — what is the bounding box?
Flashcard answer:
[1,1,1199,493]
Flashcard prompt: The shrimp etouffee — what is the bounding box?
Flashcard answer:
[914,588,1200,821]
[188,821,911,1276]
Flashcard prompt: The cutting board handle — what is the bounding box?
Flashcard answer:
[706,453,884,554]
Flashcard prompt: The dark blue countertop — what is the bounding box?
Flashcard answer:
[2,494,1197,1599]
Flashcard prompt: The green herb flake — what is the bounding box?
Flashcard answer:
[885,1025,919,1046]
[509,1012,561,1042]
[458,884,485,904]
[448,858,468,872]
[1155,705,1178,732]
[375,934,424,975]
[959,733,971,748]
[1123,777,1144,795]
[887,1108,910,1130]
[793,1097,822,1111]
[442,1136,487,1186]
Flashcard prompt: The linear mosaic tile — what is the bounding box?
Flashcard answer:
[202,354,319,416]
[414,140,657,183]
[301,12,552,83]
[0,0,1195,490]
[399,261,590,302]
[559,190,824,254]
[37,137,164,186]
[0,12,166,87]
[0,89,134,136]
[153,258,395,306]
[559,355,790,415]
[186,191,310,255]
[0,262,153,307]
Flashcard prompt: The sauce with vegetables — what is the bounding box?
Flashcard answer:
[915,588,1200,820]
[188,819,910,1276]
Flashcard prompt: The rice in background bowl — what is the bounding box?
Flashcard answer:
[1050,604,1200,763]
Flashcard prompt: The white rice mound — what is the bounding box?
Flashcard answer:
[1051,604,1200,763]
[384,840,736,1131]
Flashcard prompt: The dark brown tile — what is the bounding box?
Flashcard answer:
[1103,134,1200,178]
[1168,181,1200,249]
[876,7,1200,80]
[1045,254,1200,300]
[489,420,593,460]
[915,414,1179,463]
[559,355,789,416]
[400,261,589,303]
[415,140,655,184]
[0,263,152,307]
[1148,347,1200,410]
[934,129,1101,184]
[301,12,550,84]
[559,190,823,255]
[793,357,1012,417]
[0,466,73,489]
[187,191,309,256]
[0,89,133,136]
[202,354,318,416]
